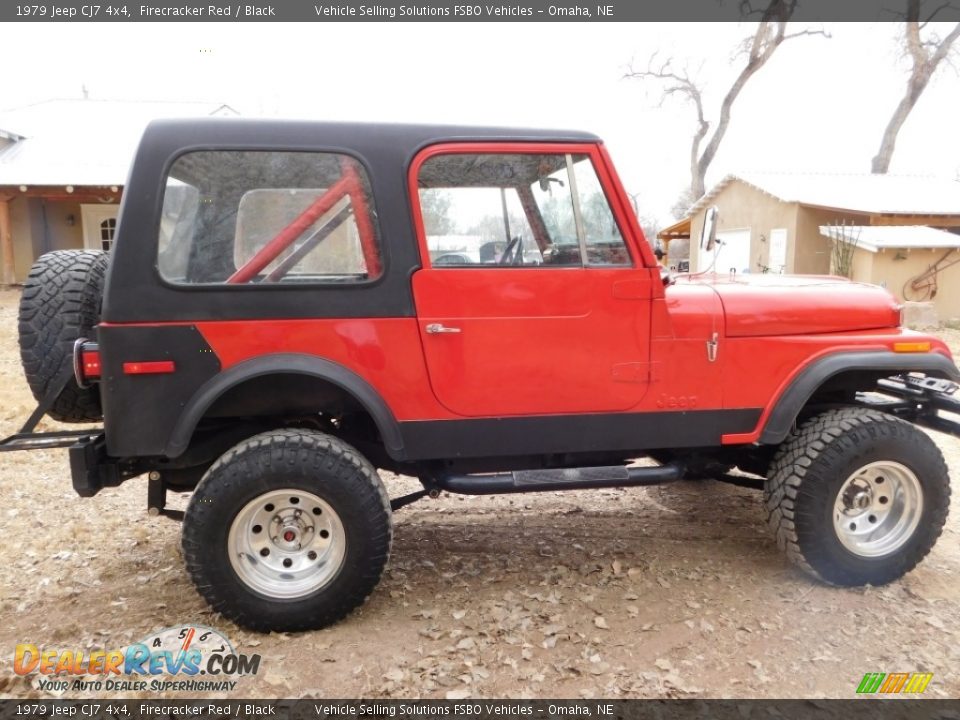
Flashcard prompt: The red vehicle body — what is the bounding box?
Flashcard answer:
[8,120,959,631]
[134,267,932,429]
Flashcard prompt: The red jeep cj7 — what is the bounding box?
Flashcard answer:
[6,119,960,631]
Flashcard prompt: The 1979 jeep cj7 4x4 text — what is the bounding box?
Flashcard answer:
[5,120,960,632]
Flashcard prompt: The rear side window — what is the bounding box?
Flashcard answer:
[158,151,382,285]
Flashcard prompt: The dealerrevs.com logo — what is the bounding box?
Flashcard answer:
[14,625,261,694]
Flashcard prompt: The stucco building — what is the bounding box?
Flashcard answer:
[670,173,960,320]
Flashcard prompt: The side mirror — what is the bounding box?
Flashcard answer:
[700,206,719,253]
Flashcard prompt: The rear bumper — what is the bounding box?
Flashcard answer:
[69,433,123,497]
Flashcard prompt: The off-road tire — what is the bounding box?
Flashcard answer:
[182,429,393,632]
[764,407,950,586]
[18,249,109,422]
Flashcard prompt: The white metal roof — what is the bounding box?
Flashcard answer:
[689,172,960,217]
[819,224,960,253]
[0,99,238,187]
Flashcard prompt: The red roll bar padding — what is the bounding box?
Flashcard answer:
[516,185,550,252]
[341,158,382,278]
[227,174,353,284]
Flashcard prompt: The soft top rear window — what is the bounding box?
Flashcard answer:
[158,150,382,286]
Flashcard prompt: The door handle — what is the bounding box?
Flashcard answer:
[425,323,461,334]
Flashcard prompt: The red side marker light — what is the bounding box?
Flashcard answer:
[123,360,176,375]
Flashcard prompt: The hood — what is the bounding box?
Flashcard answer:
[680,274,902,337]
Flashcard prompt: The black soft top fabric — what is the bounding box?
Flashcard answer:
[102,118,602,323]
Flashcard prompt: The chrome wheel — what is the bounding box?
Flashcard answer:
[228,489,346,599]
[833,461,923,558]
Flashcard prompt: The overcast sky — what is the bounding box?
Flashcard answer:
[3,21,959,224]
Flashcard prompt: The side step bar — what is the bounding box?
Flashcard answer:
[434,462,684,496]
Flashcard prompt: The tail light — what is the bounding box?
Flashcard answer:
[73,338,101,388]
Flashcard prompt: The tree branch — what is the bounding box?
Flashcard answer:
[783,28,832,41]
[872,14,960,172]
[920,1,960,26]
[624,0,828,199]
[624,56,711,197]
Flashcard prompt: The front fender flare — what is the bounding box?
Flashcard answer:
[759,350,960,444]
[164,353,405,460]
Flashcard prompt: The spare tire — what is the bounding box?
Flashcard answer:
[18,249,109,423]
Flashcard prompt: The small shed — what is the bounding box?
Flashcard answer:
[820,225,960,322]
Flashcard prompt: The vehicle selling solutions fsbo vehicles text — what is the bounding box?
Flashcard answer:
[313,4,534,17]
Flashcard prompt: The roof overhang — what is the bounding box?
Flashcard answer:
[819,224,960,254]
[688,173,960,220]
[0,184,122,202]
[658,217,691,240]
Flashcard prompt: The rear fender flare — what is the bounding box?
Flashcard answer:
[164,353,404,459]
[759,350,960,444]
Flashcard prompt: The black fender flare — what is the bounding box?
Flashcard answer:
[164,353,405,460]
[759,350,960,444]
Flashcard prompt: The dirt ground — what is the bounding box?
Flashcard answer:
[0,287,958,700]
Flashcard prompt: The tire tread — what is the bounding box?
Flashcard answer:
[764,407,950,585]
[181,429,392,632]
[17,249,108,422]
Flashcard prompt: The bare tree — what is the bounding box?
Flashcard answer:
[625,0,828,200]
[670,188,698,220]
[872,3,960,173]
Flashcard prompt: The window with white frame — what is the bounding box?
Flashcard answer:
[100,218,117,251]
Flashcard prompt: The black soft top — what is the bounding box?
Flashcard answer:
[141,117,601,155]
[103,118,603,324]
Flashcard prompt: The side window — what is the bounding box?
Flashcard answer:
[419,185,541,267]
[570,158,629,266]
[416,152,630,268]
[158,151,382,285]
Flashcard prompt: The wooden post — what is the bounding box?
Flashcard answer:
[0,197,14,285]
